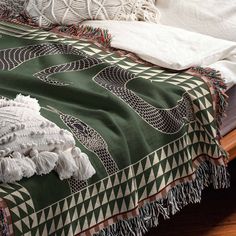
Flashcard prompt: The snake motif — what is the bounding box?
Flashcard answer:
[0,43,195,134]
[47,107,119,176]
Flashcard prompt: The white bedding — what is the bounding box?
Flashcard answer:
[82,20,236,89]
[156,0,236,42]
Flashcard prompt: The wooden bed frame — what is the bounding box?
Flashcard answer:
[221,129,236,162]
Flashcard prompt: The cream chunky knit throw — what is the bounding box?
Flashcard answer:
[0,94,96,183]
[26,0,160,27]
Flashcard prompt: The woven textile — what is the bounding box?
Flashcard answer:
[0,21,229,236]
[26,0,160,27]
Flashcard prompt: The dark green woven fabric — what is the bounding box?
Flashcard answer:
[0,21,229,236]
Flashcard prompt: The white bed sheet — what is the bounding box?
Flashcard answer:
[155,0,236,42]
[82,20,236,89]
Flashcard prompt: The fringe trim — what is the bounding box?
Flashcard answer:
[0,10,39,28]
[95,160,230,236]
[51,24,112,48]
[0,11,112,48]
[0,148,95,183]
[187,66,228,139]
[0,208,9,236]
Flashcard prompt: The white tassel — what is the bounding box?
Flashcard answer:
[0,157,23,183]
[54,149,77,180]
[12,152,36,178]
[71,147,96,180]
[30,149,58,175]
[21,157,37,178]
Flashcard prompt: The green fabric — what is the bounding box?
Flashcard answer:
[0,21,228,236]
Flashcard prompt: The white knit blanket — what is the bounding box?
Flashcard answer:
[0,94,95,183]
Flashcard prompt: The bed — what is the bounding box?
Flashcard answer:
[221,85,236,161]
[0,1,236,236]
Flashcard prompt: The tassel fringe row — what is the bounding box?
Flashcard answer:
[52,24,112,48]
[95,160,230,236]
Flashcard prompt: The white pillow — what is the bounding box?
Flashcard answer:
[83,20,236,71]
[156,0,236,42]
[26,0,160,27]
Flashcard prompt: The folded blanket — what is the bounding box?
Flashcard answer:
[0,94,96,183]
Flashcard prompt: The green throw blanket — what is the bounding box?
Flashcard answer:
[0,21,229,236]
